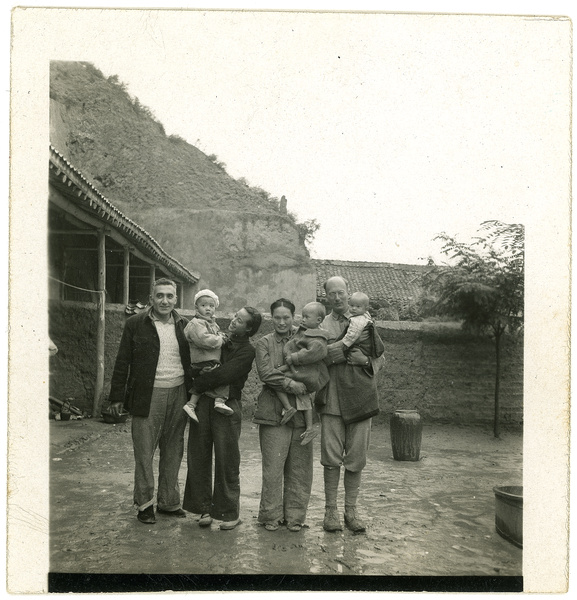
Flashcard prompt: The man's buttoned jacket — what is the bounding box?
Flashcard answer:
[108,309,192,417]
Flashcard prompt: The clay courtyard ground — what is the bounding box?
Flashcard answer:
[49,416,522,592]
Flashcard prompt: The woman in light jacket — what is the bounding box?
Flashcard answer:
[252,298,314,532]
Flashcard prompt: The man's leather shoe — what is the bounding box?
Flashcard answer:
[157,507,186,518]
[344,506,366,532]
[323,507,343,532]
[137,506,156,524]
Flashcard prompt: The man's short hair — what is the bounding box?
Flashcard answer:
[323,276,349,292]
[152,277,177,292]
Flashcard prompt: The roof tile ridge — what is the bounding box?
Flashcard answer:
[49,144,199,282]
[312,257,426,269]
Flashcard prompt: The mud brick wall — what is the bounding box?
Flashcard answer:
[49,301,127,412]
[49,302,523,426]
[240,322,523,428]
[48,302,273,414]
[374,323,523,428]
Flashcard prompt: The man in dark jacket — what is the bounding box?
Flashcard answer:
[109,278,192,524]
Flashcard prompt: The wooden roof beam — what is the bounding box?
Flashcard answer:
[50,189,175,274]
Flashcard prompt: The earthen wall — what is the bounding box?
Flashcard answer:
[49,303,523,427]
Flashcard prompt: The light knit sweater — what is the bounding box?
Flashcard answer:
[152,317,185,388]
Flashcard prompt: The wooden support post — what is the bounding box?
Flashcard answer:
[93,230,106,418]
[123,247,130,305]
[149,264,156,296]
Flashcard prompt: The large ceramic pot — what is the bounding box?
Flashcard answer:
[390,409,423,461]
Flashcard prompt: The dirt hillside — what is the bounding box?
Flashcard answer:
[49,61,316,311]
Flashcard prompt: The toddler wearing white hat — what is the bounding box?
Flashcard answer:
[183,289,233,422]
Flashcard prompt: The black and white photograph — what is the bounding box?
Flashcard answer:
[6,2,571,595]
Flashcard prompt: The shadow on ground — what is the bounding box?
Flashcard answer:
[50,417,522,576]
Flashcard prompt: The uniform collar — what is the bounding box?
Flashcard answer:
[273,325,297,342]
[330,309,351,321]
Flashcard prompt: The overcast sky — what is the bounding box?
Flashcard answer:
[37,6,573,264]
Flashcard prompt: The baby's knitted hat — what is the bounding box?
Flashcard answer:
[194,289,219,309]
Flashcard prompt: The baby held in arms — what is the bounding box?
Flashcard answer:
[342,292,374,363]
[276,302,329,445]
[183,289,232,423]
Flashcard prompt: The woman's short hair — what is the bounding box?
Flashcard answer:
[270,298,296,316]
[243,306,262,337]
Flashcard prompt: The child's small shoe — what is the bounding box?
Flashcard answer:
[214,399,234,415]
[300,429,318,445]
[183,404,199,423]
[280,406,297,425]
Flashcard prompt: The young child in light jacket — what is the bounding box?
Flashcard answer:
[183,289,232,422]
[341,292,374,358]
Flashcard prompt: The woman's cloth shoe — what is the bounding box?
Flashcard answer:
[280,406,297,425]
[137,506,156,524]
[286,522,302,532]
[220,518,241,530]
[300,429,318,446]
[157,507,186,518]
[323,508,343,532]
[214,400,234,415]
[344,507,366,532]
[198,513,213,527]
[183,405,199,423]
[264,522,279,531]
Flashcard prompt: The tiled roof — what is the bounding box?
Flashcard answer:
[49,145,199,284]
[313,259,431,320]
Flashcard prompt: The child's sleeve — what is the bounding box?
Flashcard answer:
[287,337,328,366]
[185,319,224,350]
[341,315,368,348]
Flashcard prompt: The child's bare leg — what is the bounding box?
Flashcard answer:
[183,393,200,422]
[300,408,318,445]
[275,390,292,412]
[304,407,313,431]
[276,390,297,425]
